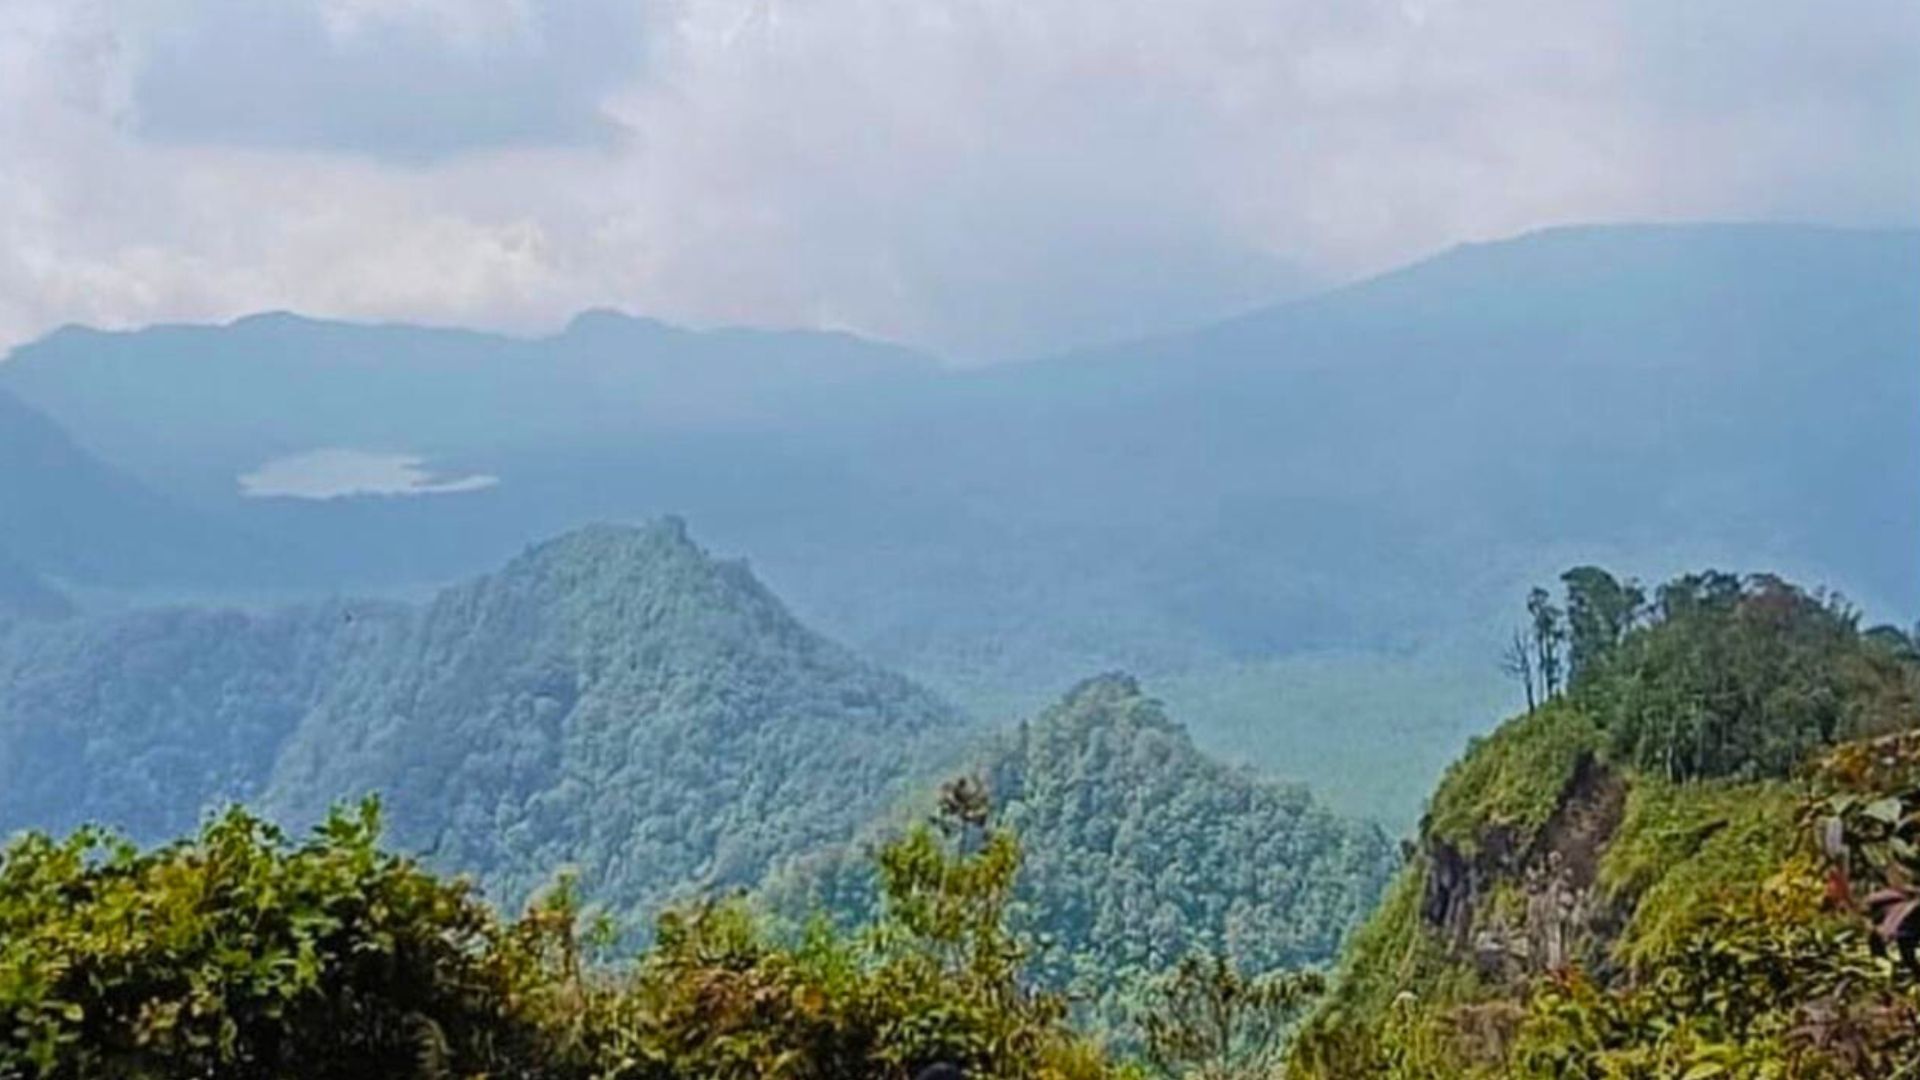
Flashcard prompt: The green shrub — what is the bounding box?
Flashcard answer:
[0,799,562,1078]
[1424,704,1603,857]
[0,794,1131,1080]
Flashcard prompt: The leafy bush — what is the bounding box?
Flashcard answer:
[0,799,562,1078]
[0,793,1132,1080]
[1136,952,1323,1080]
[1508,858,1919,1079]
[1596,778,1799,971]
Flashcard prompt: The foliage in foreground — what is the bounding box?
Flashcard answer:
[1136,953,1323,1080]
[0,794,1131,1080]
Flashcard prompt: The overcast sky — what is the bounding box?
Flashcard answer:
[2,0,1915,361]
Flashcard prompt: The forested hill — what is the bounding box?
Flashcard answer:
[0,602,405,842]
[265,520,969,916]
[1289,569,1920,1076]
[0,520,970,924]
[764,673,1399,1030]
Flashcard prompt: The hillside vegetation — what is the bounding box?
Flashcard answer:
[1290,568,1920,1077]
[4,558,1914,1076]
[0,520,1394,991]
[265,521,968,919]
[0,602,404,842]
[0,521,968,926]
[764,675,1398,1033]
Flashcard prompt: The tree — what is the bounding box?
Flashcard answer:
[1500,628,1538,713]
[1560,565,1643,686]
[1527,587,1567,700]
[1137,952,1323,1079]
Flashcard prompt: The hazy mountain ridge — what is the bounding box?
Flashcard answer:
[4,223,1914,824]
[0,553,70,621]
[0,386,268,588]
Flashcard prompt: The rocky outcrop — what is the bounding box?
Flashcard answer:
[1419,752,1628,984]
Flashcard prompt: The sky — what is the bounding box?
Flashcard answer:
[1,0,1916,363]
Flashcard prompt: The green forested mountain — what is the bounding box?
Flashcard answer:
[985,677,1394,988]
[0,602,405,842]
[0,520,1407,1055]
[265,521,970,918]
[0,520,969,926]
[1290,569,1920,1077]
[765,674,1398,1032]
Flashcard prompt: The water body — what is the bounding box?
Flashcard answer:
[239,448,498,499]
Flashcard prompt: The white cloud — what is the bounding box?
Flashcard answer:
[314,0,538,47]
[0,0,1914,362]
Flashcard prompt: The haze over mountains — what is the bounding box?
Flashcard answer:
[2,223,1914,821]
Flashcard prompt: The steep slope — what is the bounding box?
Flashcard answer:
[1289,570,1920,1077]
[262,520,969,917]
[766,674,1399,1031]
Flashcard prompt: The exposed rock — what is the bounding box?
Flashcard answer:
[1419,752,1628,985]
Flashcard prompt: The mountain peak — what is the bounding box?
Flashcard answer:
[262,517,965,918]
[559,308,682,345]
[500,518,774,630]
[1043,671,1182,738]
[521,518,701,564]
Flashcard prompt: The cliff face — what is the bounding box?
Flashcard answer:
[1422,751,1627,983]
[1287,703,1807,1077]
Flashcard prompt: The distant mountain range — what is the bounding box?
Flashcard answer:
[3,223,1914,822]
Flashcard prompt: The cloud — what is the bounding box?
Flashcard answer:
[128,0,644,160]
[0,0,1914,362]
